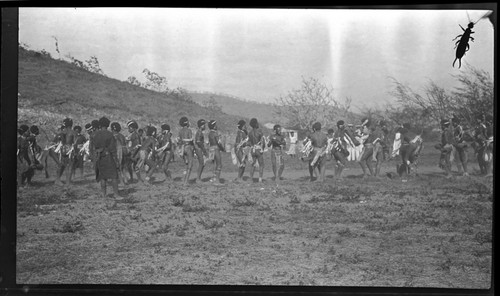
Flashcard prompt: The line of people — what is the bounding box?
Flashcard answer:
[17,113,494,197]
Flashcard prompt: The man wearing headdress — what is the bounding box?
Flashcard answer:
[93,117,122,199]
[126,120,141,182]
[70,125,87,180]
[308,122,328,182]
[332,120,354,178]
[17,125,33,188]
[27,125,44,173]
[451,116,469,176]
[357,118,376,178]
[111,122,128,184]
[137,125,158,183]
[395,122,423,180]
[194,119,208,182]
[54,117,77,186]
[157,124,174,181]
[268,124,286,183]
[472,114,493,176]
[248,118,265,183]
[207,120,224,185]
[434,119,454,178]
[178,116,195,185]
[234,119,251,182]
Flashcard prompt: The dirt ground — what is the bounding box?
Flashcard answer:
[16,144,493,288]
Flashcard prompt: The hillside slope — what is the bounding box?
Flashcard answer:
[189,92,277,124]
[17,47,245,143]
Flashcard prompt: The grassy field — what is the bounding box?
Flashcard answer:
[16,143,493,288]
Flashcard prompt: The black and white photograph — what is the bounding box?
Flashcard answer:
[3,5,495,293]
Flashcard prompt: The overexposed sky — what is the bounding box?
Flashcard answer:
[19,7,494,110]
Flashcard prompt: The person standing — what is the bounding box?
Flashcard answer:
[111,122,129,184]
[17,125,33,188]
[287,131,298,158]
[451,116,469,177]
[137,125,158,183]
[473,114,494,176]
[434,119,454,178]
[370,121,387,177]
[268,124,286,183]
[248,118,265,183]
[157,124,174,181]
[357,119,376,178]
[70,125,87,180]
[126,120,142,183]
[397,123,423,180]
[178,116,195,185]
[194,119,208,182]
[54,118,77,186]
[27,125,44,173]
[93,117,123,199]
[233,120,250,182]
[308,122,328,182]
[207,120,224,185]
[332,120,353,179]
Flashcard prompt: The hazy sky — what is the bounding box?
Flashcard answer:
[18,7,494,110]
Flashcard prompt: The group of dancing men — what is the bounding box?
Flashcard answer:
[17,113,494,198]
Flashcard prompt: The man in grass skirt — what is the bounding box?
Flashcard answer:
[332,120,354,179]
[472,114,493,176]
[451,116,469,177]
[70,125,87,180]
[248,118,265,183]
[308,122,328,182]
[27,125,45,173]
[126,120,142,183]
[111,122,129,185]
[17,124,34,188]
[157,123,174,181]
[394,123,423,181]
[434,119,454,178]
[233,120,251,182]
[357,118,377,178]
[194,119,208,183]
[207,120,225,185]
[178,116,195,185]
[137,125,158,183]
[54,117,77,186]
[268,124,286,183]
[93,117,123,199]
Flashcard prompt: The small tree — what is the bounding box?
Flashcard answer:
[85,56,105,76]
[274,76,343,129]
[142,68,169,93]
[388,65,493,129]
[451,65,494,128]
[126,76,142,87]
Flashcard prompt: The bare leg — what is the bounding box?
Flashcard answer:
[100,180,107,198]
